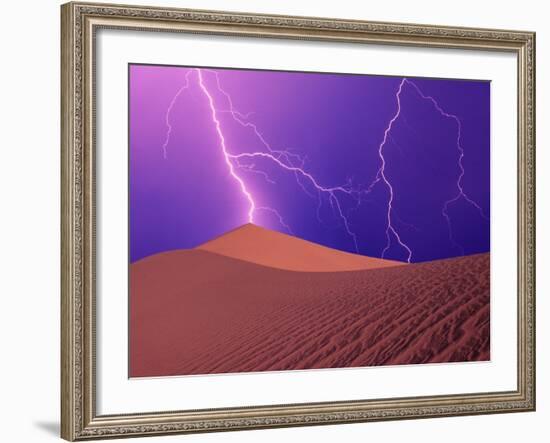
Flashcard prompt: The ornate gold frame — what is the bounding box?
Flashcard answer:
[61,2,536,440]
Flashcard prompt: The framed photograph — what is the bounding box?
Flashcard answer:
[61,1,536,440]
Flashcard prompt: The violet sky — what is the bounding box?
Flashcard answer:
[129,64,490,264]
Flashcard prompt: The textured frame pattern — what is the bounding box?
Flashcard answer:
[61,2,536,440]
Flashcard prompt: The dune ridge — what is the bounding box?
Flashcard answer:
[196,223,404,272]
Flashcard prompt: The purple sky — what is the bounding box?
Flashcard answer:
[129,64,490,264]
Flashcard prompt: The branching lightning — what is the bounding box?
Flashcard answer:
[163,68,361,252]
[162,70,192,160]
[161,69,487,261]
[202,68,360,251]
[372,79,414,263]
[405,79,488,255]
[196,69,256,223]
[363,78,487,262]
[229,150,360,251]
[256,206,294,235]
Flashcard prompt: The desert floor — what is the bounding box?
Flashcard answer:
[130,226,489,377]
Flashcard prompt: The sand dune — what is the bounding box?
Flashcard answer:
[197,223,404,272]
[130,247,490,377]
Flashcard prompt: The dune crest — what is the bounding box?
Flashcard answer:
[196,223,404,272]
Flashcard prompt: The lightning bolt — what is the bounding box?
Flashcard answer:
[203,69,307,168]
[196,69,256,223]
[368,78,487,261]
[374,78,414,263]
[162,70,192,159]
[404,79,488,255]
[160,69,485,261]
[257,206,294,235]
[163,68,361,252]
[228,150,360,251]
[203,68,360,249]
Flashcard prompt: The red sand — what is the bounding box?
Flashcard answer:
[130,228,489,377]
[197,223,403,272]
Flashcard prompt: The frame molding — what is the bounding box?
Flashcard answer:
[61,2,535,440]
